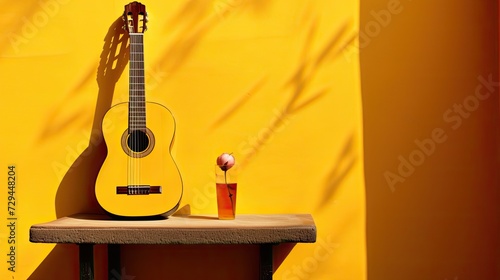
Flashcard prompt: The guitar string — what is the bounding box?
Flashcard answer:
[129,28,145,193]
[134,33,139,193]
[134,33,136,192]
[136,33,140,193]
[129,32,133,193]
[128,34,135,193]
[130,32,137,193]
[138,33,143,193]
[132,33,135,193]
[134,33,144,194]
[135,33,139,193]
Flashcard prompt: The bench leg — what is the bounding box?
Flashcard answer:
[79,244,94,280]
[260,244,273,280]
[108,244,121,279]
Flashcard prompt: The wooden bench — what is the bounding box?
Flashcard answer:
[30,213,316,280]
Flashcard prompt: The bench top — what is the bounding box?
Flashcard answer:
[30,213,316,245]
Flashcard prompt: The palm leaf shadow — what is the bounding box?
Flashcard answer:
[209,77,267,130]
[155,1,220,80]
[239,18,355,167]
[317,132,358,210]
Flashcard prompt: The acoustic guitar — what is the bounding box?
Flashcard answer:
[95,1,183,217]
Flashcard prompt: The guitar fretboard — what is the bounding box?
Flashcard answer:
[129,33,146,131]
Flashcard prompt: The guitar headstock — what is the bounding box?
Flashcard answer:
[123,1,147,34]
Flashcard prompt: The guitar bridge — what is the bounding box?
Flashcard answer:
[116,185,162,195]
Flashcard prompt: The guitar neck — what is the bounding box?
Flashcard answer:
[129,33,146,132]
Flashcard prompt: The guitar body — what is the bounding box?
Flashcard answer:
[95,101,183,217]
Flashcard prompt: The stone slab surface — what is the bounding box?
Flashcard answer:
[30,214,316,245]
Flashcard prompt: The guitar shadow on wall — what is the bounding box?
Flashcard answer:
[28,17,129,280]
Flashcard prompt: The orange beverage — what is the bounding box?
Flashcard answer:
[216,183,237,219]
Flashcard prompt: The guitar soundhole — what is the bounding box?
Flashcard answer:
[128,130,149,152]
[121,128,155,158]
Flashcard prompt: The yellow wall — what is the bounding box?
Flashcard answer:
[0,0,365,279]
[360,0,499,279]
